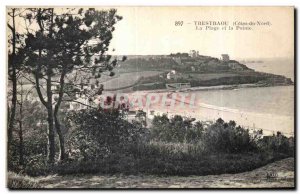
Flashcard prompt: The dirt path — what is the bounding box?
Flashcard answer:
[37,157,294,188]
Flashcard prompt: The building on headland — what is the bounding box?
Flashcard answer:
[189,50,199,58]
[221,54,230,61]
[166,70,178,79]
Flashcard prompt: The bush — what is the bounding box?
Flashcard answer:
[202,118,256,153]
[257,132,294,155]
[66,109,149,162]
[125,141,286,176]
[24,154,50,176]
[8,104,293,178]
[151,114,204,143]
[151,116,257,153]
[8,101,48,174]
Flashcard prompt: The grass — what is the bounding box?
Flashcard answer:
[39,158,296,188]
[8,158,295,188]
[129,141,289,176]
[102,71,163,90]
[47,141,290,177]
[179,72,240,81]
[7,172,40,189]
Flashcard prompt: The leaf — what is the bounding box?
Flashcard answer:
[78,8,83,15]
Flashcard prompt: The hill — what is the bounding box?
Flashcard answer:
[113,54,293,91]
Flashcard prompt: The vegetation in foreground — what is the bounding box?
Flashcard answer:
[8,105,294,182]
[7,172,40,189]
[24,158,296,188]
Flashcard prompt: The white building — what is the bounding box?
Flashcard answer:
[189,50,199,58]
[166,70,177,79]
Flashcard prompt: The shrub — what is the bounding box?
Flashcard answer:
[150,116,257,153]
[127,141,284,176]
[257,132,294,155]
[151,114,204,143]
[202,118,256,153]
[66,109,149,162]
[8,103,293,178]
[8,101,48,174]
[24,154,50,176]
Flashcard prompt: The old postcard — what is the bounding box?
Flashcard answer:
[6,6,295,189]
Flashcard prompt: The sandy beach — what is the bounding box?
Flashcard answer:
[115,86,294,137]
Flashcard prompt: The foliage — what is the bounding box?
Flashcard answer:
[202,118,256,153]
[151,114,204,143]
[13,7,125,163]
[65,109,150,161]
[8,101,48,172]
[131,143,286,176]
[53,113,293,176]
[257,132,294,155]
[24,154,49,176]
[8,103,293,177]
[53,141,288,176]
[150,116,258,153]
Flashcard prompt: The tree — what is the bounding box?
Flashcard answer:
[22,8,123,163]
[15,75,39,167]
[7,8,21,152]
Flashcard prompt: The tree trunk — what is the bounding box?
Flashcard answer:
[54,114,66,161]
[18,81,24,166]
[8,8,17,152]
[35,8,56,164]
[8,73,16,147]
[54,70,67,161]
[18,121,24,166]
[47,108,55,164]
[46,74,55,164]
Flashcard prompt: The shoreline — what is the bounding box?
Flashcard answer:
[132,83,293,94]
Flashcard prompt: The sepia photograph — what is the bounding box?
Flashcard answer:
[6,6,295,189]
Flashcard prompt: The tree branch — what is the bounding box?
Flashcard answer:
[35,56,48,107]
[7,23,14,31]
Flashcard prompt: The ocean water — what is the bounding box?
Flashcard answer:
[190,58,294,135]
[244,58,294,81]
[194,86,294,117]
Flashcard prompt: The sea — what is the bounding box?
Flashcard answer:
[189,58,294,136]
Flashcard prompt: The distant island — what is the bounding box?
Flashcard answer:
[114,51,293,91]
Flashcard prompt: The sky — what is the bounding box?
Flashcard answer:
[105,6,294,59]
[9,6,294,59]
